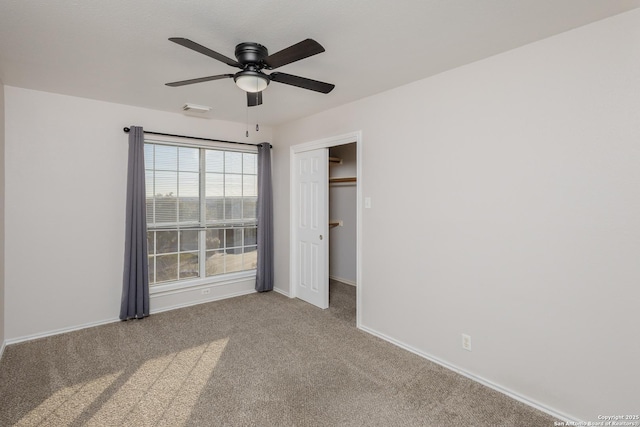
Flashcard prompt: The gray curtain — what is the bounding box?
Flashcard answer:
[255,143,274,292]
[120,126,150,319]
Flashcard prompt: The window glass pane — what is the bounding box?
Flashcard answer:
[144,144,154,170]
[155,171,177,197]
[243,175,257,197]
[206,173,224,197]
[225,247,243,273]
[148,256,155,284]
[156,230,178,254]
[178,147,199,172]
[180,230,198,251]
[243,198,257,220]
[206,250,224,276]
[225,174,242,197]
[147,231,155,254]
[225,151,242,174]
[155,145,178,170]
[205,173,224,222]
[226,229,243,248]
[243,153,257,175]
[206,198,224,222]
[179,172,199,197]
[244,227,257,246]
[206,150,224,173]
[155,199,177,223]
[206,229,224,250]
[145,170,154,224]
[155,171,177,223]
[146,200,154,225]
[178,172,199,223]
[145,170,154,197]
[179,199,199,223]
[225,198,242,220]
[179,252,199,279]
[156,254,178,282]
[243,246,257,270]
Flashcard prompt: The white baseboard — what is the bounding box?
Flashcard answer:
[5,317,120,346]
[5,284,256,346]
[329,275,357,287]
[273,287,291,297]
[358,324,580,425]
[0,339,6,362]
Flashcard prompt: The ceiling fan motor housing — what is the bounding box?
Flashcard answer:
[235,42,268,66]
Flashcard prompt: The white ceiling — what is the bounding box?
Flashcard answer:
[1,0,639,127]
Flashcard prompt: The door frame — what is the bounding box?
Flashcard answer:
[289,131,363,327]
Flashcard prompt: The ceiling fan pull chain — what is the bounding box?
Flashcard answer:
[246,105,249,137]
[256,108,260,132]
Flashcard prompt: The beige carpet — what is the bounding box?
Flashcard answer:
[0,281,556,426]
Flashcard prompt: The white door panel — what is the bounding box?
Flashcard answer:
[294,148,328,309]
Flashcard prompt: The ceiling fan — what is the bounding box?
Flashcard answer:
[165,38,335,107]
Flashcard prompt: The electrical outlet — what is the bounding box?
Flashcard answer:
[462,334,472,351]
[201,288,210,295]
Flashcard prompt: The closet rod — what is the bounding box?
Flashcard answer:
[329,177,357,183]
[123,127,272,148]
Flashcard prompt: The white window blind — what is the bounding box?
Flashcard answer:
[144,142,258,285]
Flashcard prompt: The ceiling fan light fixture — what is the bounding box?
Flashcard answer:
[234,71,269,93]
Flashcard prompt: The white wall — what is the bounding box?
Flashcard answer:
[329,144,357,285]
[4,86,271,341]
[0,79,5,356]
[272,9,640,422]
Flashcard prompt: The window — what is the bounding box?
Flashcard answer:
[144,142,258,286]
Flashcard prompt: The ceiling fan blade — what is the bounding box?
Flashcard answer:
[165,74,233,87]
[247,91,263,107]
[169,38,242,68]
[263,39,325,69]
[269,72,335,94]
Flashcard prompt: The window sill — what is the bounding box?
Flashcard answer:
[149,270,256,297]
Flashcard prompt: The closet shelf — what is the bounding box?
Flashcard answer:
[329,220,343,228]
[329,177,356,183]
[329,156,342,164]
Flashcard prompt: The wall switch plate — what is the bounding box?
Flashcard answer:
[364,197,372,209]
[462,334,472,351]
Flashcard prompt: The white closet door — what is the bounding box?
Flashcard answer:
[294,148,329,309]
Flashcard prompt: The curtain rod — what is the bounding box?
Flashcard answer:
[122,127,271,148]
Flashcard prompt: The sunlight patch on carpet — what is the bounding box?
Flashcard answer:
[16,339,229,427]
[87,338,229,426]
[16,371,123,426]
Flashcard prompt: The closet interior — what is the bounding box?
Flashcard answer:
[328,143,357,322]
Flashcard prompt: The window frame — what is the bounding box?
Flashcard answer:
[143,137,259,296]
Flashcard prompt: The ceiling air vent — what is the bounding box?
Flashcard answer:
[182,103,211,113]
